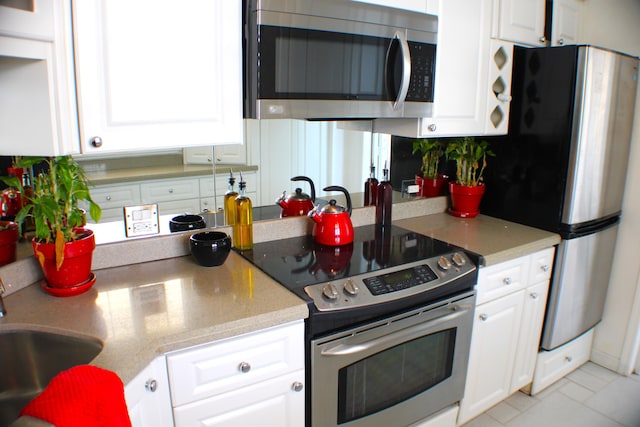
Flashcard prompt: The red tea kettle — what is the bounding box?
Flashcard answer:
[276,176,316,217]
[308,186,354,246]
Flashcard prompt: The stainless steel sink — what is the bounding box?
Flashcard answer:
[0,329,103,426]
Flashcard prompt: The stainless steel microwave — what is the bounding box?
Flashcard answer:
[243,0,438,120]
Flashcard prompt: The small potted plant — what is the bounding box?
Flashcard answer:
[9,156,102,294]
[445,137,494,217]
[412,138,448,197]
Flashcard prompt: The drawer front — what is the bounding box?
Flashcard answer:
[477,255,530,304]
[528,247,555,284]
[157,199,202,217]
[89,184,141,209]
[140,179,199,203]
[167,322,304,407]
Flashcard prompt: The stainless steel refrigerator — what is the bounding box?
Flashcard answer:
[481,45,639,350]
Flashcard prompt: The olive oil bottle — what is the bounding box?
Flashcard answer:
[223,172,238,226]
[233,174,253,250]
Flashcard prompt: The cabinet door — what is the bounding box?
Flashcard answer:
[0,1,54,41]
[496,0,546,46]
[173,369,305,427]
[126,356,174,427]
[551,0,581,46]
[511,281,550,392]
[458,291,524,425]
[73,1,243,154]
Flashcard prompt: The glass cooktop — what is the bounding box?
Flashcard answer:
[236,224,469,292]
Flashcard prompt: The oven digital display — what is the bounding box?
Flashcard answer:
[364,264,438,296]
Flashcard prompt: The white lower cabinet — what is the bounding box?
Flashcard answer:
[410,405,459,427]
[458,248,555,425]
[167,321,305,427]
[126,356,174,427]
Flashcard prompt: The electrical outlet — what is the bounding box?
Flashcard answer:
[123,204,159,237]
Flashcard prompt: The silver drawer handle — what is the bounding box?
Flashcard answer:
[238,362,251,373]
[503,277,512,285]
[145,379,157,393]
[292,381,304,392]
[541,265,550,272]
[479,313,488,321]
[530,292,539,300]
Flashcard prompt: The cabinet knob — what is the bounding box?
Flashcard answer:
[292,381,304,392]
[168,188,174,194]
[565,356,573,363]
[106,195,112,201]
[145,379,158,393]
[539,36,547,44]
[90,136,103,148]
[557,38,565,45]
[238,362,251,373]
[479,313,488,321]
[541,265,550,272]
[530,292,539,300]
[503,277,512,285]
[427,123,437,132]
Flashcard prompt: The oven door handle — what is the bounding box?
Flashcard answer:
[320,308,467,357]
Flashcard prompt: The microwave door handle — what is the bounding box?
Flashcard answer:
[320,308,466,357]
[392,31,411,110]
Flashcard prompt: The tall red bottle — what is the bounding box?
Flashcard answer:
[364,164,378,206]
[376,162,392,227]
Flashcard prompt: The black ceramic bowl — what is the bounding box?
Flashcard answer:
[170,214,206,232]
[189,231,231,267]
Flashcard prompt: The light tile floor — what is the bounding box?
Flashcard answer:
[461,362,640,427]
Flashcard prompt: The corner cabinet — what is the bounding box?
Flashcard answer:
[549,0,581,46]
[166,321,305,427]
[125,356,174,427]
[73,0,243,154]
[493,0,547,47]
[457,247,555,425]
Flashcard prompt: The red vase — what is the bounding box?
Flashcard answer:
[32,230,96,288]
[416,174,449,197]
[449,182,485,218]
[0,221,19,266]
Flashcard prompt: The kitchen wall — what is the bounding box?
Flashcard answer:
[579,0,640,374]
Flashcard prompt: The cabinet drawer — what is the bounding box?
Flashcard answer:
[167,322,304,407]
[140,179,199,203]
[528,247,555,284]
[531,329,593,395]
[87,184,141,209]
[157,199,202,217]
[477,255,530,304]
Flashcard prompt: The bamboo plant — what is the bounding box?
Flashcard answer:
[412,138,446,179]
[445,137,495,187]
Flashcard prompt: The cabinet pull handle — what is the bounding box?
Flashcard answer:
[479,313,488,321]
[168,188,174,194]
[90,136,103,148]
[530,292,539,300]
[292,381,304,392]
[541,265,550,272]
[145,379,158,393]
[557,38,565,45]
[238,362,251,373]
[565,356,573,363]
[427,123,437,132]
[539,36,547,44]
[106,195,112,201]
[503,277,512,285]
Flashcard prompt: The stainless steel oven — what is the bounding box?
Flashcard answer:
[243,0,438,120]
[312,291,474,426]
[237,225,479,426]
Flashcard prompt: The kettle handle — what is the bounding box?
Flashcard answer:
[323,185,352,216]
[291,176,316,202]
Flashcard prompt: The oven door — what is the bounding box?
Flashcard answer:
[311,292,475,427]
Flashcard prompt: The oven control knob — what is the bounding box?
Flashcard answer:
[437,256,452,271]
[322,283,339,300]
[343,279,359,296]
[452,252,466,267]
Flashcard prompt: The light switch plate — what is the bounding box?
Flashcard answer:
[123,204,159,237]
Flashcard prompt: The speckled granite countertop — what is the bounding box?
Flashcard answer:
[396,213,561,266]
[0,203,560,386]
[0,252,308,384]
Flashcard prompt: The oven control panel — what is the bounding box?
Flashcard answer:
[305,251,476,311]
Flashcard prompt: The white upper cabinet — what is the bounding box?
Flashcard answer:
[0,0,55,41]
[550,0,581,46]
[493,0,547,47]
[73,0,243,154]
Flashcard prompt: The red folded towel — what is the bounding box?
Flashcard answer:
[21,365,132,427]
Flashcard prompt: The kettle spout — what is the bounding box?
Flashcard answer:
[275,191,288,208]
[307,206,322,224]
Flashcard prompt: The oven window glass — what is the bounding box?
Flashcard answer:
[337,328,455,424]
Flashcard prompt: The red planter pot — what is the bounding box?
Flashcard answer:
[0,221,19,266]
[415,174,449,198]
[449,183,485,218]
[32,230,96,289]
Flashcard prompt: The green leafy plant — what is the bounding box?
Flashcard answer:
[412,138,445,179]
[1,156,101,269]
[445,137,495,187]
